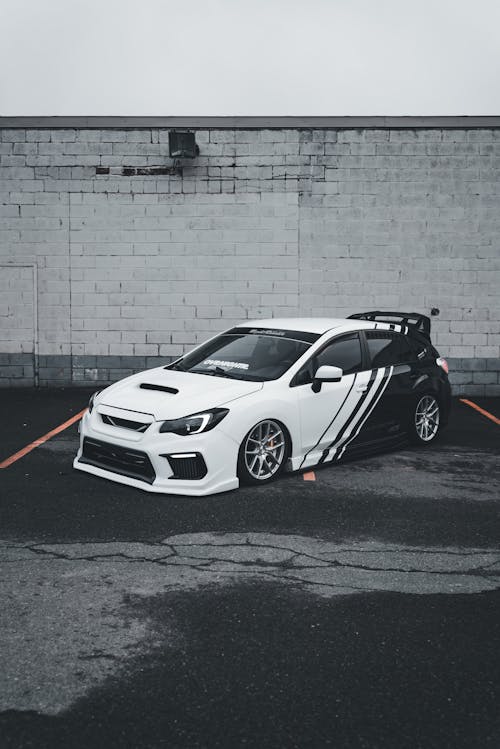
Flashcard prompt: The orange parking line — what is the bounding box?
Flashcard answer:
[0,409,87,469]
[303,471,316,481]
[459,399,500,426]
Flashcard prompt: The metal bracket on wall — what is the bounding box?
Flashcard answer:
[95,165,183,177]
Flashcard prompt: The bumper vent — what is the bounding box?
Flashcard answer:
[80,438,156,484]
[163,453,207,481]
[101,414,150,432]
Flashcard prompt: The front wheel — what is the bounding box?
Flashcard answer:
[408,394,441,445]
[238,419,290,485]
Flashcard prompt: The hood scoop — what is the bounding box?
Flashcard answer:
[139,383,179,394]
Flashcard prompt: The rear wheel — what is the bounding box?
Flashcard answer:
[408,394,441,445]
[238,419,290,485]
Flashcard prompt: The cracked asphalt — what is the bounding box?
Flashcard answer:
[0,389,499,748]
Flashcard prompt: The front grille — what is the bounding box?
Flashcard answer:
[163,453,207,480]
[100,414,150,432]
[80,438,156,484]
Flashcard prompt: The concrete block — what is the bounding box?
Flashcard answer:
[472,371,498,384]
[458,358,486,372]
[485,357,500,371]
[1,130,26,142]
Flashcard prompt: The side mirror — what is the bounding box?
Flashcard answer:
[312,365,343,392]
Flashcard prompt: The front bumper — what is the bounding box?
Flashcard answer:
[73,409,240,496]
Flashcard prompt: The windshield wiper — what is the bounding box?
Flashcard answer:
[189,366,241,379]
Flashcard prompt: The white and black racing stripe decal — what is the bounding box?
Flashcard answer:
[319,366,393,464]
[370,322,407,335]
[335,365,393,461]
[318,368,379,465]
[298,373,359,470]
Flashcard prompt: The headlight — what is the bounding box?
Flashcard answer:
[88,391,100,413]
[159,408,229,435]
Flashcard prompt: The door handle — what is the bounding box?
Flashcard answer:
[356,385,368,393]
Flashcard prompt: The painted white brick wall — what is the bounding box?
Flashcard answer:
[68,191,298,358]
[0,265,34,352]
[0,125,499,392]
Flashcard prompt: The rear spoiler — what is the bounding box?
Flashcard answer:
[348,311,431,338]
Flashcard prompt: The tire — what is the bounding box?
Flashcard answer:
[408,393,441,445]
[237,419,291,485]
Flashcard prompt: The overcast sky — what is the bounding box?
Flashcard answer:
[1,0,499,116]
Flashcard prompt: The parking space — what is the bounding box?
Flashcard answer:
[0,388,94,467]
[1,390,499,748]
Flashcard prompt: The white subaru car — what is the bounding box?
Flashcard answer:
[74,312,451,496]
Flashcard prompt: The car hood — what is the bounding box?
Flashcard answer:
[98,366,263,420]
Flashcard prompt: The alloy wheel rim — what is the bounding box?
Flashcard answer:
[244,420,286,480]
[415,395,440,442]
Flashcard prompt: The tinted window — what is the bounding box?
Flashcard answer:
[316,334,363,374]
[366,331,413,367]
[167,333,310,382]
[292,333,364,386]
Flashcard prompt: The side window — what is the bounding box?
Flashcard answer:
[316,333,363,374]
[291,333,363,386]
[366,331,414,368]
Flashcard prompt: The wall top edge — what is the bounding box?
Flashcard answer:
[1,116,500,129]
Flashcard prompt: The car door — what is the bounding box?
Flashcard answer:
[358,329,418,443]
[291,332,374,469]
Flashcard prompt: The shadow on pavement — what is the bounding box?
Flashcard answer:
[1,581,500,749]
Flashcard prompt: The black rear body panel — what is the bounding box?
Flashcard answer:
[340,325,451,457]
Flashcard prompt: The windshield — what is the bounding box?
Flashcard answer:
[167,328,318,381]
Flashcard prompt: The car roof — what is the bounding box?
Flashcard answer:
[240,318,356,335]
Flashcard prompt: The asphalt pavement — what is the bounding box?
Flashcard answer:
[0,389,499,749]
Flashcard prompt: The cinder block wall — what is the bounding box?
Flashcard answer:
[0,120,499,394]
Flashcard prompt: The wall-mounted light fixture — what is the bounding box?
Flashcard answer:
[168,131,199,159]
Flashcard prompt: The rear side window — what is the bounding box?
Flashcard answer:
[366,331,414,368]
